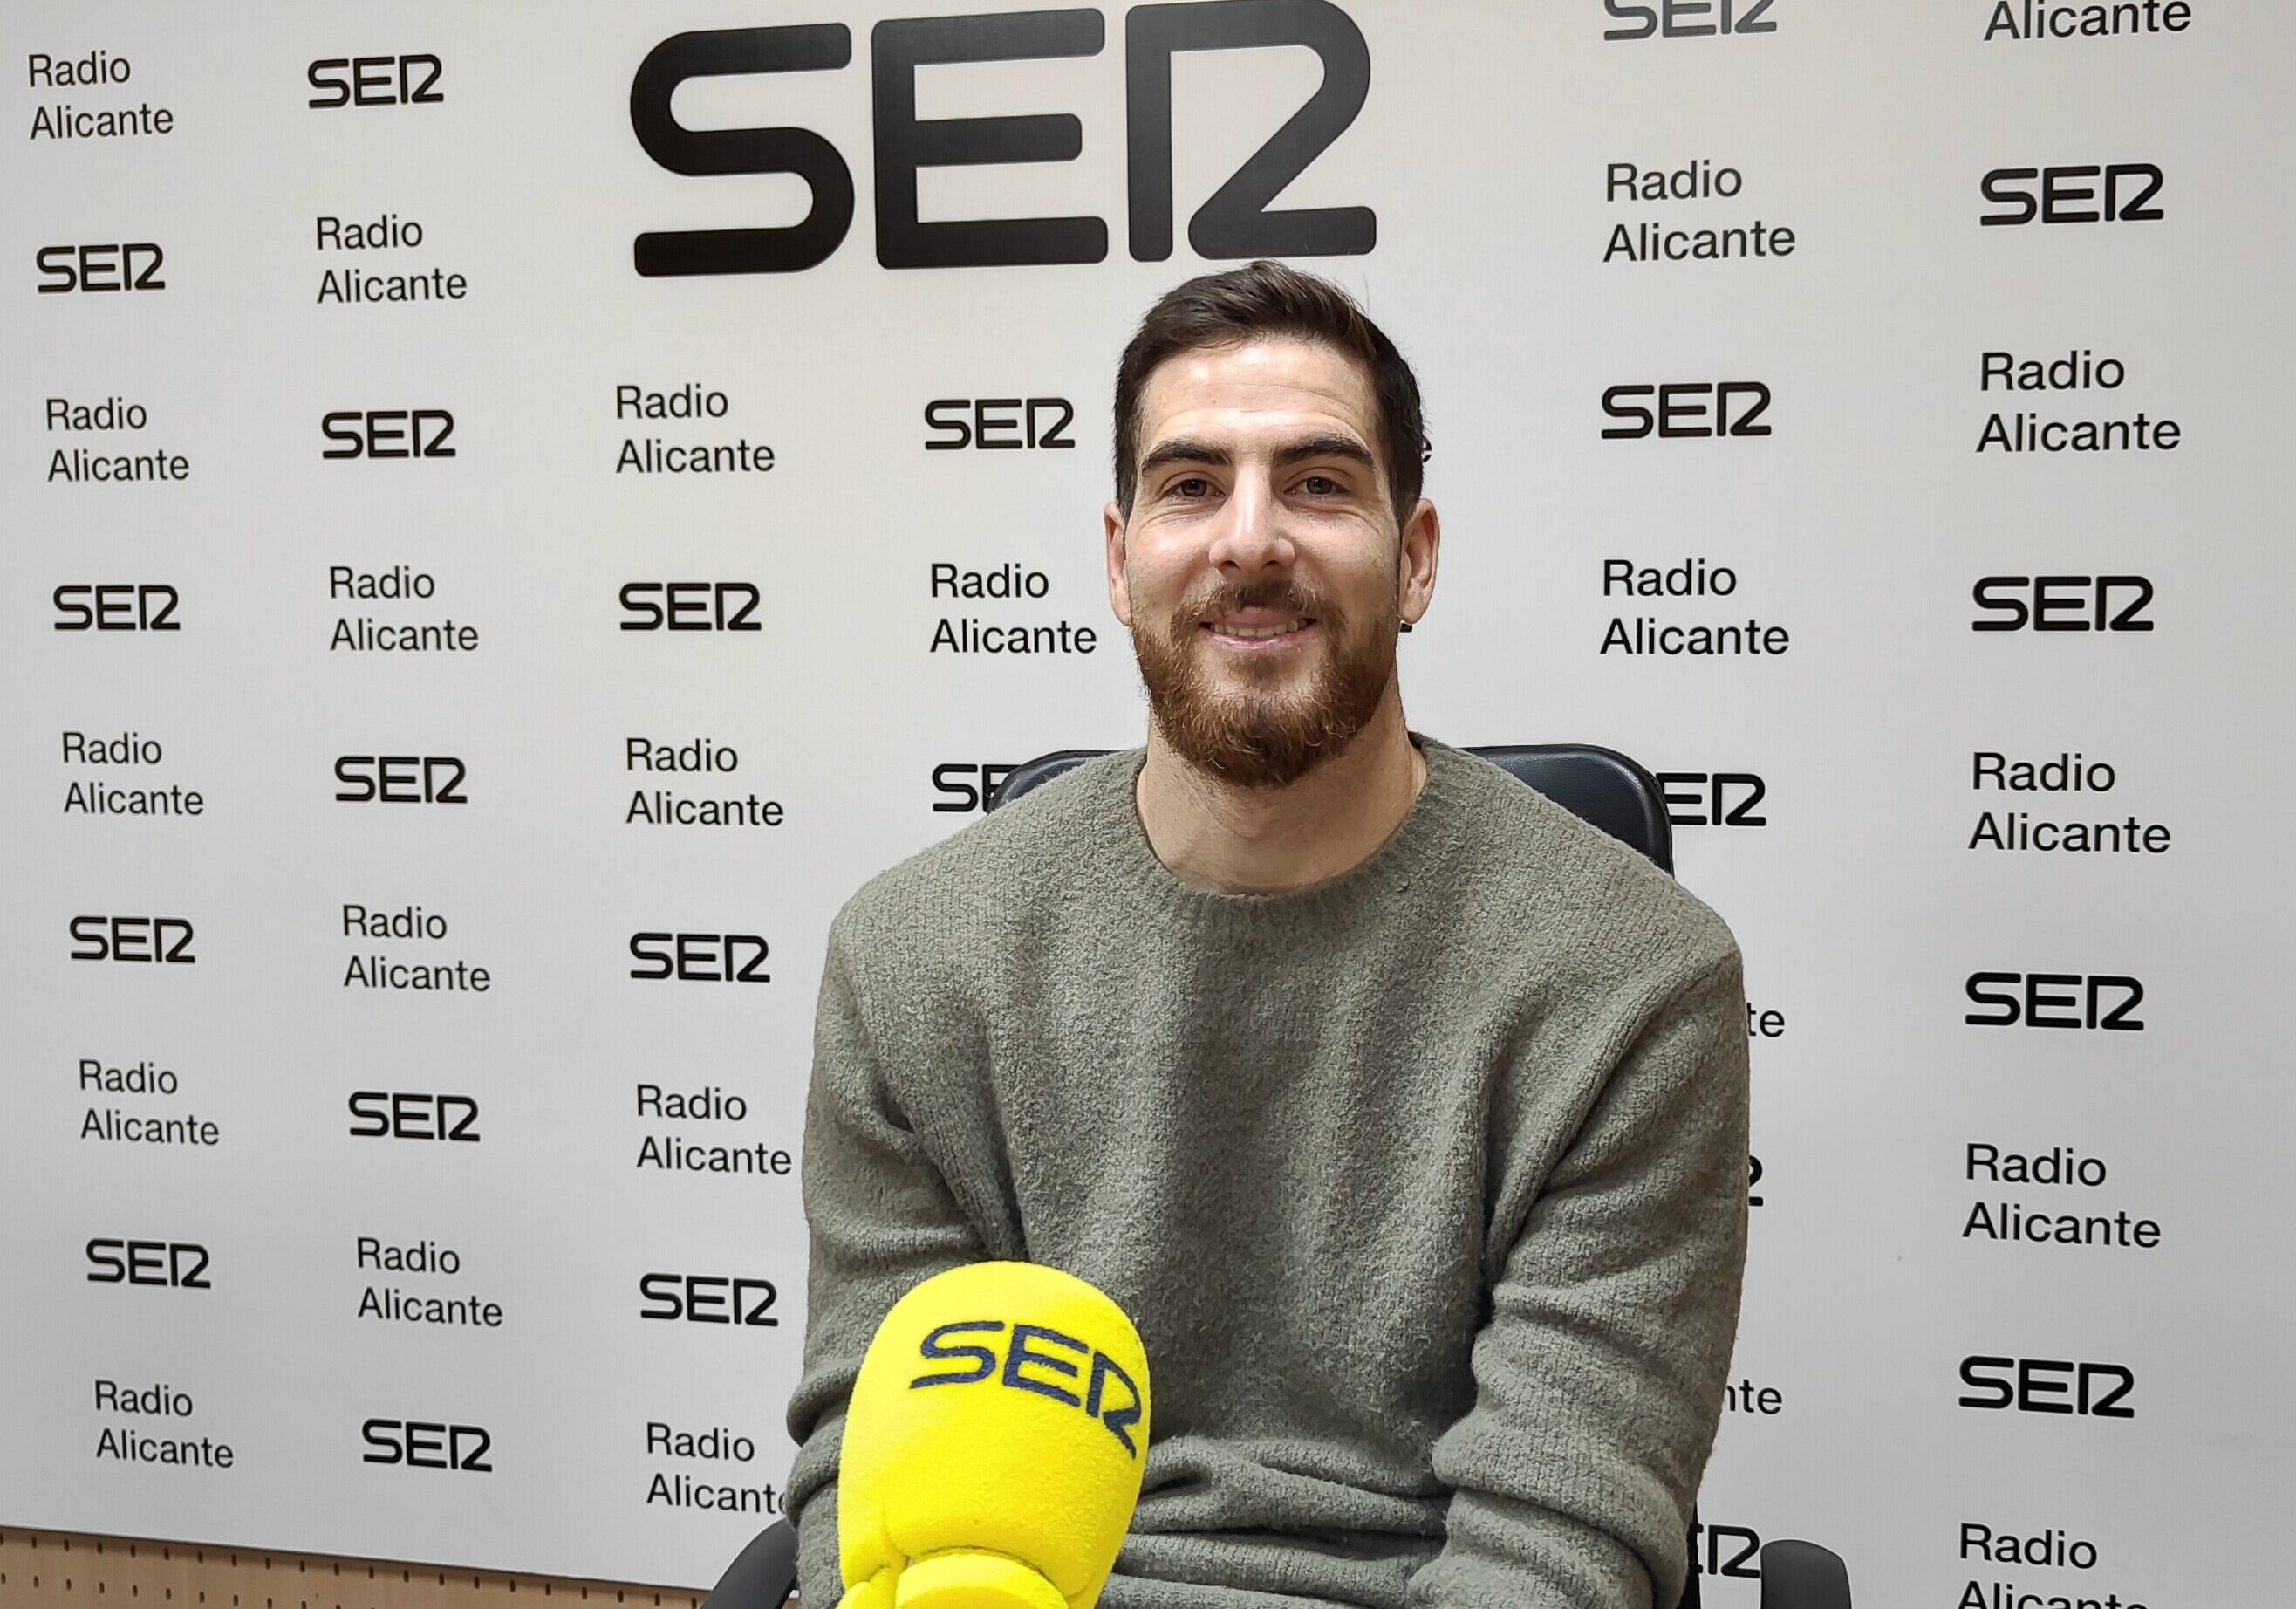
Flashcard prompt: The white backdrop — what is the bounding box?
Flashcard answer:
[5,3,2291,1602]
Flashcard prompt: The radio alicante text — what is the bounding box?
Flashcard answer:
[98,1429,232,1467]
[80,1058,176,1094]
[30,99,174,141]
[342,903,487,991]
[332,617,478,653]
[933,618,1097,654]
[356,1237,503,1327]
[1985,0,2191,38]
[44,384,187,482]
[83,1109,218,1146]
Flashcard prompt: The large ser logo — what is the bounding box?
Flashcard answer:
[631,3,1374,275]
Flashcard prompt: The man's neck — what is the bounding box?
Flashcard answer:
[1134,695,1427,895]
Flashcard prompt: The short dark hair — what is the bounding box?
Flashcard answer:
[1112,260,1425,530]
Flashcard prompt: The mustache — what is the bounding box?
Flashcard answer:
[1170,577,1338,629]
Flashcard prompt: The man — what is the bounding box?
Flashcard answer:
[786,261,1749,1609]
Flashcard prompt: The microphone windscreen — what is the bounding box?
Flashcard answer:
[837,1262,1151,1609]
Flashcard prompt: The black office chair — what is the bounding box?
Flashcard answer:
[704,744,1849,1609]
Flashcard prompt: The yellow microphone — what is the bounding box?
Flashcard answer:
[834,1262,1152,1609]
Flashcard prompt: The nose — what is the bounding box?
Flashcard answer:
[1206,465,1293,575]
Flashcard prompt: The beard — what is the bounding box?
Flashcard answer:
[1131,572,1398,789]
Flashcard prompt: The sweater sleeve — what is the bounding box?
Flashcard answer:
[1407,948,1751,1609]
[783,913,987,1609]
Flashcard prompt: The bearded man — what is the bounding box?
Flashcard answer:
[786,261,1750,1609]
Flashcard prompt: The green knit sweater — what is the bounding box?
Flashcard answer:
[786,736,1749,1608]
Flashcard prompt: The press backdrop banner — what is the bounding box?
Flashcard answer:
[4,2,2290,1603]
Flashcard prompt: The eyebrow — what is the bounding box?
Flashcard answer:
[1138,433,1378,483]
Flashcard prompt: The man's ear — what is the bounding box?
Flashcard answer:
[1104,500,1133,628]
[1398,497,1440,629]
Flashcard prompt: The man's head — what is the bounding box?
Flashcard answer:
[1104,261,1438,790]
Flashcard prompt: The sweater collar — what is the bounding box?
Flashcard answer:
[1089,733,1478,928]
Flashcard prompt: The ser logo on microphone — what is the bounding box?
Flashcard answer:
[913,1319,1145,1455]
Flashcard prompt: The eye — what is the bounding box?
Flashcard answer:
[1168,476,1214,500]
[1298,473,1343,496]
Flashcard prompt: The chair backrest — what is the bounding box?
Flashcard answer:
[990,743,1674,874]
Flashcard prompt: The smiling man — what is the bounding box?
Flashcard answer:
[787,262,1750,1609]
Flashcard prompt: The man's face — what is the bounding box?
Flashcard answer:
[1104,336,1434,788]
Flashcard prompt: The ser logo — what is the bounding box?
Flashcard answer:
[334,756,468,804]
[630,932,770,983]
[1657,772,1766,827]
[640,1272,780,1325]
[308,55,443,107]
[37,243,165,294]
[54,585,178,632]
[71,916,195,964]
[1959,1356,2134,1418]
[1965,972,2143,1031]
[912,1319,1145,1455]
[86,1238,210,1288]
[1606,0,1777,38]
[925,398,1076,450]
[619,582,762,632]
[933,762,1017,814]
[1982,163,2163,226]
[361,1419,492,1471]
[349,1092,481,1141]
[321,409,455,460]
[1971,575,2153,633]
[1689,1521,1763,1580]
[630,3,1372,276]
[1601,382,1769,441]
